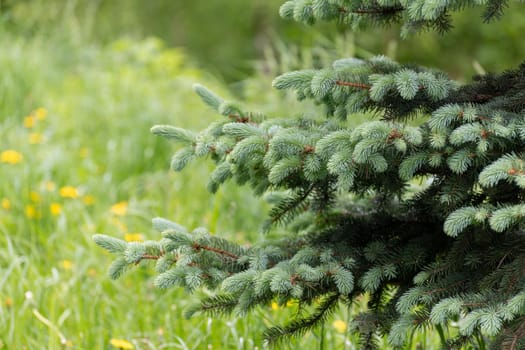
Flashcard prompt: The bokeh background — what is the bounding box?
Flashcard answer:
[1,0,524,348]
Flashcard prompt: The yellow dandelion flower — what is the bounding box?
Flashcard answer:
[50,203,62,216]
[82,195,95,205]
[25,205,38,219]
[332,320,347,333]
[59,186,79,199]
[286,299,298,307]
[23,115,36,128]
[111,201,128,216]
[271,302,280,311]
[30,191,41,203]
[44,181,56,192]
[34,107,48,120]
[1,198,11,210]
[79,147,90,158]
[5,297,13,308]
[29,132,43,144]
[59,260,73,270]
[110,338,134,349]
[0,150,23,164]
[124,233,143,242]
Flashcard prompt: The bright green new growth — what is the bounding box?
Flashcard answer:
[95,1,525,349]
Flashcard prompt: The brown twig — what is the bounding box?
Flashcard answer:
[335,80,371,90]
[135,253,167,265]
[303,145,315,154]
[387,128,403,142]
[193,243,239,260]
[228,114,250,123]
[141,254,163,260]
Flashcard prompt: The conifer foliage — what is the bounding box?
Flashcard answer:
[94,1,525,348]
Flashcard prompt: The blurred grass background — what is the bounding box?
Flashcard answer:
[0,0,524,349]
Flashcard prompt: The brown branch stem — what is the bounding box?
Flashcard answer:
[335,80,371,90]
[193,243,239,260]
[135,253,167,265]
[141,254,163,260]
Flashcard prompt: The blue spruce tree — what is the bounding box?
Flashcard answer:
[95,1,525,348]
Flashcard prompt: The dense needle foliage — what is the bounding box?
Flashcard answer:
[95,1,525,348]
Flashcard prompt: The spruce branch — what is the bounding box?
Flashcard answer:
[185,294,239,318]
[500,316,525,350]
[262,185,315,232]
[263,292,340,346]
